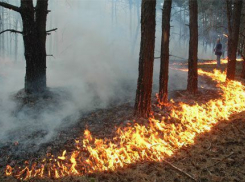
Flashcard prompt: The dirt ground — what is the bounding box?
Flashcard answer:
[0,61,245,182]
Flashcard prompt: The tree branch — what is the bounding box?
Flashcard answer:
[46,28,57,35]
[163,160,197,182]
[0,29,23,35]
[0,2,20,12]
[46,54,55,58]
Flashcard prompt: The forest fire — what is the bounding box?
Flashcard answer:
[1,0,245,180]
[4,69,245,180]
[198,58,243,65]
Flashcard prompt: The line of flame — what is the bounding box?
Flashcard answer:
[5,69,245,180]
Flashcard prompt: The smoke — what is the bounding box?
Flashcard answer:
[0,0,140,150]
[0,0,213,151]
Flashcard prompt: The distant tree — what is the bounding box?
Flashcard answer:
[241,54,245,78]
[187,0,198,94]
[0,6,5,58]
[226,0,243,80]
[14,15,20,62]
[159,0,172,104]
[0,0,57,94]
[240,3,245,79]
[198,0,227,46]
[134,0,156,117]
[174,0,228,48]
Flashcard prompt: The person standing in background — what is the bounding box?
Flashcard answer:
[214,39,223,68]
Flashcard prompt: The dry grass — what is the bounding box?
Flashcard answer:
[1,60,245,182]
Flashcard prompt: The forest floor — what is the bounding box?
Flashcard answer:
[1,60,245,182]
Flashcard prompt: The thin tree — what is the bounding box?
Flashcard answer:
[187,0,198,94]
[226,0,243,80]
[14,15,20,62]
[159,0,172,104]
[0,0,57,94]
[0,6,5,58]
[240,22,245,78]
[240,34,245,78]
[134,0,156,118]
[239,2,245,78]
[241,54,245,78]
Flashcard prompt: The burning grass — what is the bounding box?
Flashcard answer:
[198,58,243,65]
[2,62,245,182]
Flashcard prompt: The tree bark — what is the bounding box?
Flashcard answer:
[187,0,198,94]
[134,0,156,118]
[241,57,245,79]
[159,0,172,104]
[226,0,243,80]
[0,0,50,94]
[21,0,48,93]
[30,0,48,93]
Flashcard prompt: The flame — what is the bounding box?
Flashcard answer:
[198,58,243,65]
[5,165,13,176]
[5,69,245,180]
[223,34,228,38]
[58,150,66,160]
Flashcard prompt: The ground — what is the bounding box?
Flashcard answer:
[0,60,245,182]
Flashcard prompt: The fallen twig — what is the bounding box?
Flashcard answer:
[163,159,197,182]
[176,91,185,97]
[206,142,212,151]
[206,152,235,169]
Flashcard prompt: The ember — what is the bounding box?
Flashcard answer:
[5,69,245,180]
[223,34,228,38]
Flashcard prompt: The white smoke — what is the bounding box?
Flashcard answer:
[0,0,214,149]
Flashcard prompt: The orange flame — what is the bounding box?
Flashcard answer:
[198,58,243,65]
[223,34,228,38]
[5,69,245,180]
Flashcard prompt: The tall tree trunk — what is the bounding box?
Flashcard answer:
[48,8,53,56]
[134,0,156,118]
[0,0,51,94]
[20,0,48,93]
[187,0,198,94]
[0,8,2,56]
[34,0,48,92]
[6,9,9,56]
[159,0,172,104]
[179,7,182,44]
[241,38,245,79]
[241,57,245,79]
[226,0,243,80]
[1,7,5,59]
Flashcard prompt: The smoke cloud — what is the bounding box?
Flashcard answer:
[0,0,215,151]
